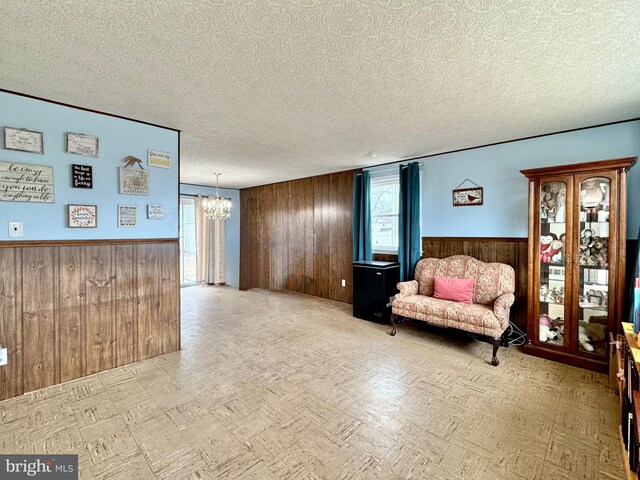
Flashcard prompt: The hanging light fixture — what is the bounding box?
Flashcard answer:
[204,173,231,220]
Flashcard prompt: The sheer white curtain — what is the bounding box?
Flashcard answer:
[195,196,226,285]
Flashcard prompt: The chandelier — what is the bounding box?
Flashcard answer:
[204,173,231,220]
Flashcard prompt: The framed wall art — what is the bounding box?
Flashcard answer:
[0,160,54,203]
[66,132,99,157]
[119,167,149,195]
[3,126,44,154]
[452,179,483,207]
[118,204,137,227]
[68,204,97,228]
[71,164,93,189]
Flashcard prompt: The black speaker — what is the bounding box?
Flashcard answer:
[353,261,400,322]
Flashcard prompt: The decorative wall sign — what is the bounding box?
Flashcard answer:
[0,160,54,202]
[68,204,97,228]
[71,164,93,189]
[118,205,137,227]
[119,167,149,195]
[66,132,99,157]
[452,179,483,207]
[3,127,44,154]
[147,204,164,219]
[147,149,171,169]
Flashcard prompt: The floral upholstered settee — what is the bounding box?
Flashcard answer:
[390,255,516,366]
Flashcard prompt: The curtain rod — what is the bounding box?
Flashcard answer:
[180,193,232,200]
[358,162,424,174]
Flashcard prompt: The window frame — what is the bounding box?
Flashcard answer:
[370,173,400,254]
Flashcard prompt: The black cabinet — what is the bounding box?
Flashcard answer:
[353,261,400,322]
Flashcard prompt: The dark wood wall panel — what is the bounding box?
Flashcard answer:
[313,175,332,300]
[0,248,22,400]
[373,253,398,263]
[0,240,179,401]
[58,247,84,383]
[114,245,136,367]
[85,245,115,375]
[160,243,180,354]
[240,170,356,304]
[287,177,314,295]
[138,243,161,361]
[239,188,257,291]
[272,182,289,291]
[421,237,529,331]
[22,247,56,392]
[330,172,353,303]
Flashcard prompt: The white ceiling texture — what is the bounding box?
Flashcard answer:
[2,1,640,189]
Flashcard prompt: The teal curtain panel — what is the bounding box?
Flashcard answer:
[353,171,372,262]
[398,162,421,281]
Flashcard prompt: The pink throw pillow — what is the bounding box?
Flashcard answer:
[433,276,474,304]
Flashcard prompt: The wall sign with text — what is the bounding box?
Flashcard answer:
[119,167,149,195]
[118,204,137,227]
[147,204,164,219]
[452,179,484,207]
[71,164,92,189]
[68,204,97,228]
[0,160,54,203]
[147,149,171,169]
[3,126,44,154]
[66,132,99,157]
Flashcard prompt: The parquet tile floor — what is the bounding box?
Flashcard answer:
[0,286,625,479]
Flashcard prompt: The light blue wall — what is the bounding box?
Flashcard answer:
[179,183,240,288]
[370,121,640,239]
[0,92,179,240]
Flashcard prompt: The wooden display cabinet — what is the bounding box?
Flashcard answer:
[521,157,636,372]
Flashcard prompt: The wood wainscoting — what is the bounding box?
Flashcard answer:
[0,239,180,401]
[240,170,355,304]
[421,237,528,331]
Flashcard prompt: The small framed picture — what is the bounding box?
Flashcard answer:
[452,187,483,207]
[118,204,137,228]
[147,204,164,219]
[147,149,171,169]
[119,167,149,195]
[68,204,97,228]
[66,132,99,157]
[71,164,93,189]
[4,126,44,154]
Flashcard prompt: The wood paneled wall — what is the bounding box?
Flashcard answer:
[421,237,528,331]
[0,240,179,401]
[240,170,355,304]
[373,253,399,263]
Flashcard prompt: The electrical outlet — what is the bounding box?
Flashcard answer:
[341,279,346,287]
[8,221,23,237]
[0,347,7,366]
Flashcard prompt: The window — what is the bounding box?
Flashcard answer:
[370,174,399,252]
[179,197,197,285]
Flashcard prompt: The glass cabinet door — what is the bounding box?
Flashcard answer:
[538,181,568,347]
[576,176,610,356]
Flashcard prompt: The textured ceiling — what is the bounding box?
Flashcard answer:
[2,1,640,189]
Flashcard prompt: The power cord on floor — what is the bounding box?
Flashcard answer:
[466,320,527,346]
[504,321,527,346]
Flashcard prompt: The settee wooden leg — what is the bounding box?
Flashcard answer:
[490,336,500,366]
[389,313,397,336]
